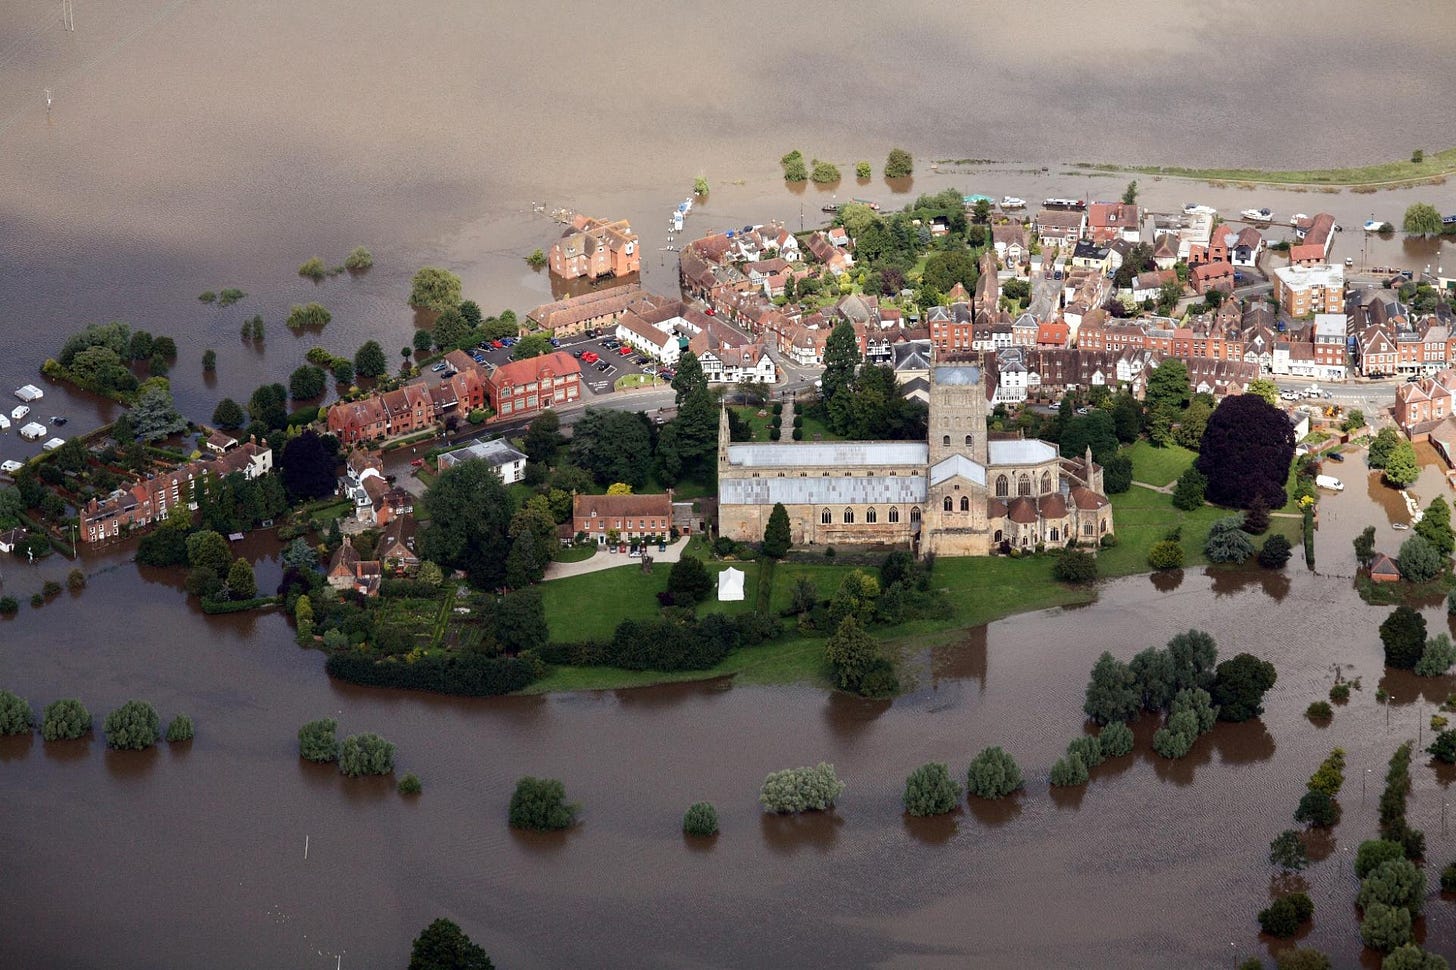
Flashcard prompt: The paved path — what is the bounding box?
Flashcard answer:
[778,398,795,442]
[543,535,690,581]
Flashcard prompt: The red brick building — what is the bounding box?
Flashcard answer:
[485,351,582,419]
[573,492,673,544]
[549,215,641,280]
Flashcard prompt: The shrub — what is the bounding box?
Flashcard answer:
[344,247,373,271]
[397,773,422,796]
[1415,633,1456,677]
[682,801,719,836]
[298,257,327,282]
[164,713,194,742]
[298,718,340,763]
[1305,701,1332,721]
[40,698,90,740]
[884,148,913,179]
[338,733,395,777]
[67,568,86,590]
[103,700,160,750]
[666,556,713,603]
[286,302,331,330]
[1294,789,1339,827]
[855,161,871,179]
[966,747,1022,799]
[1098,721,1134,757]
[1269,830,1308,871]
[760,763,845,813]
[1330,682,1351,702]
[1382,606,1428,670]
[1052,549,1098,584]
[1066,735,1103,770]
[1382,945,1450,970]
[509,776,577,829]
[1148,539,1185,570]
[1441,863,1456,892]
[1274,949,1331,970]
[1257,892,1313,937]
[1258,534,1292,569]
[1306,749,1345,798]
[1360,901,1413,953]
[903,762,962,816]
[0,597,16,615]
[1172,466,1207,510]
[1357,840,1407,879]
[1358,857,1425,915]
[1152,720,1194,759]
[0,690,33,735]
[1049,753,1089,787]
[1205,515,1255,563]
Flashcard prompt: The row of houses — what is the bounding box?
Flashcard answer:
[80,439,273,544]
[612,299,776,383]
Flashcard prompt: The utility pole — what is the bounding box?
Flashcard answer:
[62,0,74,31]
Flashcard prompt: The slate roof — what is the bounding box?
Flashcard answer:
[720,475,927,506]
[987,440,1058,465]
[930,455,988,487]
[725,442,928,468]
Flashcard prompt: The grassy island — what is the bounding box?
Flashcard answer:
[1072,146,1456,188]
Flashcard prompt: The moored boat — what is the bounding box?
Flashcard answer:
[1240,208,1273,222]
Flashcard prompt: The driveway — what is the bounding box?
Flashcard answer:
[543,536,690,581]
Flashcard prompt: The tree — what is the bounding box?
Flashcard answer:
[1294,789,1338,827]
[665,556,713,604]
[762,503,791,558]
[286,303,331,330]
[1358,857,1425,914]
[825,616,896,696]
[1205,515,1256,563]
[225,558,257,599]
[966,747,1022,799]
[1384,439,1420,488]
[1269,830,1308,871]
[338,733,395,777]
[0,690,32,735]
[511,333,552,360]
[289,364,327,400]
[1049,754,1089,787]
[330,358,353,384]
[1416,633,1456,677]
[281,536,319,570]
[1103,452,1133,493]
[821,318,862,406]
[133,384,187,441]
[522,409,562,465]
[1243,495,1271,535]
[298,718,339,763]
[41,698,90,741]
[1257,893,1313,938]
[1195,395,1296,509]
[103,700,160,750]
[901,762,963,817]
[212,397,245,430]
[921,249,979,297]
[1274,950,1331,970]
[408,918,494,970]
[247,383,289,429]
[1398,534,1443,582]
[1097,721,1134,757]
[1382,946,1449,970]
[280,430,338,501]
[1059,411,1119,464]
[1355,525,1378,569]
[1258,534,1293,569]
[1369,426,1401,468]
[1403,202,1443,236]
[494,588,548,654]
[354,340,388,378]
[409,267,463,311]
[165,714,195,742]
[681,801,720,836]
[1084,652,1140,724]
[884,148,913,179]
[1361,902,1413,953]
[420,461,513,588]
[1148,539,1185,570]
[1381,605,1428,670]
[1246,377,1280,407]
[1171,467,1207,510]
[1416,496,1454,555]
[201,349,217,373]
[1210,653,1277,721]
[1052,549,1097,584]
[1145,359,1190,416]
[413,329,434,353]
[509,776,577,829]
[569,410,653,488]
[186,530,231,575]
[809,159,840,184]
[760,763,845,813]
[1173,397,1214,450]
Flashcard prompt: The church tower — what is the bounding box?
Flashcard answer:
[717,404,731,474]
[928,364,989,465]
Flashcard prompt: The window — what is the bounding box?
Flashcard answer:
[942,435,950,446]
[943,496,953,512]
[994,529,1003,542]
[960,496,970,512]
[996,475,1009,498]
[843,508,854,524]
[1019,474,1032,496]
[911,507,921,522]
[1041,472,1052,494]
[965,434,973,447]
[1050,528,1059,542]
[1084,522,1094,535]
[888,507,900,523]
[821,508,831,524]
[866,507,877,524]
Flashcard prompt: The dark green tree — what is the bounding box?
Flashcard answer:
[510,333,551,360]
[298,718,340,763]
[1171,467,1206,510]
[825,615,896,696]
[353,339,388,378]
[762,502,792,558]
[1144,359,1190,415]
[1210,653,1277,721]
[281,430,338,501]
[41,698,90,741]
[289,364,327,400]
[247,383,289,430]
[1369,427,1400,468]
[186,529,231,575]
[1381,605,1428,670]
[133,384,188,441]
[569,410,652,488]
[884,148,913,179]
[408,917,494,970]
[509,776,577,830]
[1084,651,1140,724]
[682,802,719,836]
[1385,439,1420,489]
[1354,525,1378,569]
[522,409,562,465]
[1269,830,1308,871]
[432,307,469,350]
[494,588,548,653]
[1398,534,1443,582]
[1258,534,1293,569]
[1416,496,1454,556]
[903,762,963,817]
[966,747,1022,799]
[1052,549,1097,584]
[821,318,861,407]
[225,558,257,600]
[103,700,160,750]
[338,733,395,777]
[0,690,33,735]
[667,556,713,603]
[420,460,513,588]
[1205,516,1255,563]
[211,397,245,430]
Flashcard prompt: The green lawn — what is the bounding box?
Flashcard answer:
[798,413,843,442]
[1125,441,1196,487]
[733,405,776,442]
[1072,146,1456,187]
[540,553,759,642]
[551,543,597,564]
[1103,484,1302,575]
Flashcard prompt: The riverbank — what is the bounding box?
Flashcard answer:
[1069,146,1456,189]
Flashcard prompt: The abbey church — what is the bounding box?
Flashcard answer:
[717,364,1113,556]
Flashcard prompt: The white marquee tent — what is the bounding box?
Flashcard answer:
[717,566,745,602]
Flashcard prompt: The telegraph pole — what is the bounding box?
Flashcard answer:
[63,0,75,31]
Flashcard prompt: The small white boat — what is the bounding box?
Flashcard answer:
[1289,213,1309,227]
[1240,208,1273,222]
[1393,522,1410,530]
[1183,202,1202,213]
[11,405,28,421]
[1001,196,1026,209]
[1363,220,1384,232]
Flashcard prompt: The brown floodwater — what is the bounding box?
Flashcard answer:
[5,2,1456,966]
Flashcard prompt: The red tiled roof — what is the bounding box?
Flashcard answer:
[489,351,581,389]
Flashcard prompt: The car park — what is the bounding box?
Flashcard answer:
[618,346,633,356]
[490,339,504,349]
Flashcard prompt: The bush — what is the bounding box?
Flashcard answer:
[884,148,913,179]
[1066,735,1103,769]
[0,597,16,615]
[1382,606,1428,670]
[1171,466,1207,510]
[397,773,423,796]
[67,568,86,590]
[165,713,194,742]
[1305,701,1332,721]
[1306,748,1345,798]
[1205,515,1256,563]
[666,556,713,603]
[1258,534,1292,569]
[103,700,160,750]
[1415,633,1456,677]
[1330,682,1351,702]
[40,698,90,740]
[903,762,962,816]
[1294,789,1339,827]
[1052,549,1098,584]
[1274,950,1331,970]
[966,747,1022,799]
[1269,830,1308,871]
[0,690,33,735]
[1360,901,1413,953]
[299,257,327,282]
[682,801,719,836]
[1257,892,1313,937]
[1098,721,1134,757]
[1382,945,1450,970]
[298,718,340,763]
[1049,753,1089,787]
[1441,863,1456,892]
[1398,534,1444,583]
[1148,540,1185,570]
[325,650,540,696]
[338,733,395,777]
[1357,840,1408,879]
[1211,652,1277,722]
[344,247,373,272]
[1358,857,1425,915]
[1152,720,1195,759]
[508,776,577,830]
[760,762,845,813]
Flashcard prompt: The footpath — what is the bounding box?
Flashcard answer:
[543,536,689,581]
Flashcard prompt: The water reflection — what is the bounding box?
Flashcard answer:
[1149,734,1214,786]
[928,626,987,690]
[759,810,842,855]
[965,794,1022,827]
[0,733,34,762]
[1049,783,1086,812]
[509,826,574,854]
[1211,720,1277,766]
[1149,569,1184,593]
[1378,670,1456,707]
[823,692,892,741]
[903,810,959,846]
[1208,566,1290,603]
[104,745,159,780]
[1302,827,1337,864]
[41,735,92,764]
[682,832,719,854]
[612,678,731,710]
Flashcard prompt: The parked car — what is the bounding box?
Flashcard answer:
[490,340,504,349]
[431,362,447,372]
[596,361,611,372]
[581,351,599,363]
[410,458,425,468]
[50,416,67,425]
[704,307,715,316]
[549,338,560,347]
[1327,451,1345,462]
[634,355,650,365]
[618,346,633,356]
[659,369,674,381]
